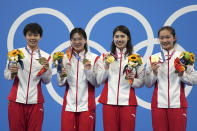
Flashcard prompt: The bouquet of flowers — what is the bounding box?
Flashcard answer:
[36,56,51,77]
[174,51,195,73]
[8,49,24,70]
[123,54,143,85]
[53,52,66,77]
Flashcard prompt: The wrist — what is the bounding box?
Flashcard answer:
[104,63,109,70]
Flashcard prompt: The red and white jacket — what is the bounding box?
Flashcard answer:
[4,46,52,104]
[57,50,99,112]
[145,48,197,108]
[96,48,144,106]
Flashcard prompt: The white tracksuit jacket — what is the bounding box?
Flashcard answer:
[96,48,144,106]
[57,50,99,112]
[145,48,197,108]
[4,46,52,104]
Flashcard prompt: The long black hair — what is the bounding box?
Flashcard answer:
[70,27,88,53]
[110,25,133,56]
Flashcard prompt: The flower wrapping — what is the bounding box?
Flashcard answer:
[123,54,143,85]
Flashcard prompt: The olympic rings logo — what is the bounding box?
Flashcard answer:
[7,5,197,110]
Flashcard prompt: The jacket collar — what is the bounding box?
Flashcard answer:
[115,48,127,58]
[26,45,40,53]
[161,48,176,60]
[72,50,86,60]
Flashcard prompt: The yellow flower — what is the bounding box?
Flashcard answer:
[8,49,24,61]
[128,54,143,66]
[53,52,64,62]
[190,53,195,64]
[8,49,18,57]
[128,54,138,62]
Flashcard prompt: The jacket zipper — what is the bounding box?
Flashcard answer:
[117,53,122,105]
[26,50,33,104]
[167,51,170,108]
[76,60,79,112]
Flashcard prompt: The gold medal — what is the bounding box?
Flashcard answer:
[38,57,47,65]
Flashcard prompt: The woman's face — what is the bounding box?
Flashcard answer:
[25,31,41,50]
[113,31,129,51]
[159,29,176,51]
[71,33,86,54]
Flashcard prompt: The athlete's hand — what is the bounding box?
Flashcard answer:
[84,60,92,70]
[60,67,67,78]
[42,60,49,71]
[151,62,160,76]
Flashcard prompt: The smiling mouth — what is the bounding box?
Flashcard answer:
[162,43,169,46]
[29,39,37,43]
[74,44,82,47]
[116,42,124,45]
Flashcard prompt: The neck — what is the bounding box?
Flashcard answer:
[74,49,85,54]
[164,48,174,52]
[28,45,38,51]
[118,47,125,53]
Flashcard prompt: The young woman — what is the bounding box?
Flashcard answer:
[4,23,52,131]
[145,26,197,131]
[57,28,99,131]
[96,25,144,131]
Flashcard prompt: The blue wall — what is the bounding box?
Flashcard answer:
[1,0,197,130]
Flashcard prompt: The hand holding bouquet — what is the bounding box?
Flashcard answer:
[123,54,143,85]
[53,52,66,77]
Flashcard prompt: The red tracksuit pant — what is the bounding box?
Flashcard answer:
[61,110,95,131]
[152,107,187,131]
[103,104,137,131]
[8,101,44,131]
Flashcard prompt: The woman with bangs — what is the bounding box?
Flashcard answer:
[96,25,145,131]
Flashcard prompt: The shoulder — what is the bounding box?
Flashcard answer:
[40,49,50,58]
[19,47,26,51]
[86,51,99,59]
[174,50,181,57]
